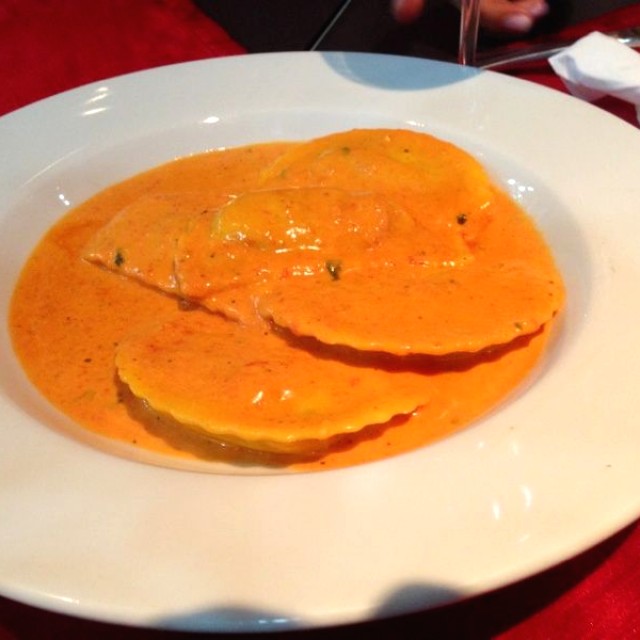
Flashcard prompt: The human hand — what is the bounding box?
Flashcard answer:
[391,0,549,35]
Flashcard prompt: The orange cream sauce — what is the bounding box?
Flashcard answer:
[9,135,559,473]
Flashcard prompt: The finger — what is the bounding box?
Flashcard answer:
[391,0,425,23]
[481,0,549,34]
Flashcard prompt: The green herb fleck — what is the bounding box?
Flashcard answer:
[114,250,125,267]
[326,260,342,281]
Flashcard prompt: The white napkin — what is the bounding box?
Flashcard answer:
[549,31,640,124]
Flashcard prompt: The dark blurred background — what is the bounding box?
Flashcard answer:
[193,0,640,61]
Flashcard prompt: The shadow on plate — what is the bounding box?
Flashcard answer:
[153,582,462,633]
[148,522,638,636]
[319,50,477,91]
[1,521,636,638]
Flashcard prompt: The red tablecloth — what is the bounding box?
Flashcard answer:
[1,1,639,638]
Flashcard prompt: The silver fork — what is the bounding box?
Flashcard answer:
[476,25,640,70]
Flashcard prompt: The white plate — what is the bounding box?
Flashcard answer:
[1,52,640,633]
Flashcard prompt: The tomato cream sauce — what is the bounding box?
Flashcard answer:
[9,133,562,473]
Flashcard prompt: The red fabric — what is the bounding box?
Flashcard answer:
[1,1,640,637]
[0,0,244,116]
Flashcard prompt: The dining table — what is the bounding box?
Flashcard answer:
[1,1,640,638]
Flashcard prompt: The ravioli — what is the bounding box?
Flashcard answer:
[259,263,560,356]
[10,128,565,470]
[83,191,228,295]
[175,187,425,297]
[259,128,494,221]
[258,189,564,355]
[115,310,435,453]
[85,185,475,327]
[84,129,563,356]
